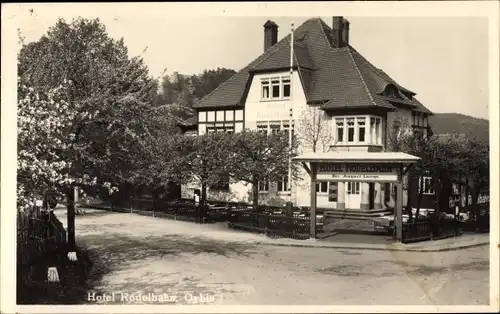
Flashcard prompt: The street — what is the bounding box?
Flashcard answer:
[60,209,489,305]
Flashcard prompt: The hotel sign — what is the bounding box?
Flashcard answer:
[317,162,399,183]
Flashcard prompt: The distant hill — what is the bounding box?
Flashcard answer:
[428,113,489,141]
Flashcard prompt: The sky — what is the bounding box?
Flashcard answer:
[6,2,492,119]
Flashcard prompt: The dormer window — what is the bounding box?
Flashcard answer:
[384,85,401,99]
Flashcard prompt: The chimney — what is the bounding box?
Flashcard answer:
[332,16,349,47]
[342,19,350,46]
[263,20,278,52]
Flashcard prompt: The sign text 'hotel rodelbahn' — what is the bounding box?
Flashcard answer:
[316,163,399,183]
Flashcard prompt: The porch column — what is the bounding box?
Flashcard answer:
[310,163,318,239]
[374,182,382,209]
[395,182,403,242]
[360,182,370,210]
[337,182,346,210]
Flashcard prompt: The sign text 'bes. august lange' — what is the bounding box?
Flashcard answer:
[317,163,398,182]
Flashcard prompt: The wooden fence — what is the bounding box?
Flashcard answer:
[17,208,67,266]
[90,197,324,240]
[17,207,68,287]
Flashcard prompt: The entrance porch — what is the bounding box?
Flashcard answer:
[293,151,420,242]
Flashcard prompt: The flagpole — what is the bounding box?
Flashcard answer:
[288,23,294,197]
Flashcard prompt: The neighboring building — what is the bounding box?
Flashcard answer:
[411,133,489,214]
[186,17,435,211]
[177,116,198,136]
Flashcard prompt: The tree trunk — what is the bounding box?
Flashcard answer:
[252,176,259,212]
[66,185,76,249]
[200,183,207,221]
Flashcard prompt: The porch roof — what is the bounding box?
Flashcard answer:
[293,151,420,164]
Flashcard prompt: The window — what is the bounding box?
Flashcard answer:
[336,119,344,142]
[207,125,216,133]
[257,121,294,135]
[216,111,224,122]
[257,124,268,133]
[347,182,360,195]
[452,183,460,195]
[334,116,382,145]
[262,79,270,99]
[214,123,223,133]
[370,118,376,144]
[357,117,366,142]
[260,76,292,100]
[198,124,207,135]
[375,118,381,144]
[258,180,269,192]
[316,182,328,194]
[270,122,281,134]
[210,175,230,191]
[199,111,207,122]
[225,110,234,121]
[347,118,355,142]
[282,122,295,139]
[235,122,243,133]
[235,110,243,121]
[277,177,289,192]
[271,78,280,98]
[224,123,235,134]
[419,176,435,195]
[207,111,215,122]
[282,77,291,98]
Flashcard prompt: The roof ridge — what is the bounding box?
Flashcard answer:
[346,48,378,107]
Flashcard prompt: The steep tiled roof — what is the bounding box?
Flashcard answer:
[194,17,433,115]
[251,41,316,72]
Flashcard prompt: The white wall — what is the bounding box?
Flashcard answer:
[245,70,308,129]
[197,70,310,205]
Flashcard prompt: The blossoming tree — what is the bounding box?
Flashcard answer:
[17,18,165,248]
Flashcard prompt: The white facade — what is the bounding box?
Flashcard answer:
[185,70,429,210]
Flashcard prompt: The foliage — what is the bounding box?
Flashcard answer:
[229,131,299,211]
[155,67,236,120]
[387,116,489,216]
[297,106,334,152]
[16,17,163,208]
